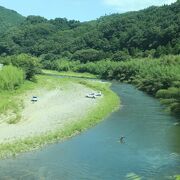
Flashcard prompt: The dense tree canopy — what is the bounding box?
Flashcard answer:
[0,1,180,60]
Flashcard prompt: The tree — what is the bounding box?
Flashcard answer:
[112,50,131,61]
[71,49,104,62]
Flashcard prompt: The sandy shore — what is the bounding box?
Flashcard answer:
[0,83,100,143]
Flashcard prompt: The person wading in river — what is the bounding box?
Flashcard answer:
[120,136,125,143]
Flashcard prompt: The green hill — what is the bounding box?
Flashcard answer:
[0,1,180,59]
[0,6,25,34]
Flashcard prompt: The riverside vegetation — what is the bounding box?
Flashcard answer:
[0,53,41,119]
[1,54,179,118]
[10,54,178,117]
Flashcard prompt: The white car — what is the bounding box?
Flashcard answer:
[86,94,96,99]
[95,92,102,96]
[31,96,38,102]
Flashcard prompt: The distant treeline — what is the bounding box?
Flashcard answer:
[0,1,180,60]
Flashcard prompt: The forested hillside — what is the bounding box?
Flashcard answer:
[0,6,25,34]
[0,1,180,60]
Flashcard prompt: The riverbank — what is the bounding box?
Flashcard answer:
[48,56,180,118]
[42,69,98,79]
[0,74,119,159]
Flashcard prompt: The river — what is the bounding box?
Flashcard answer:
[0,83,180,179]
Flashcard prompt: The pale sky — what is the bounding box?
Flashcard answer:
[0,0,177,21]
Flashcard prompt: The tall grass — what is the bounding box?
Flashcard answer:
[156,87,180,116]
[0,54,41,81]
[42,69,97,79]
[0,65,24,91]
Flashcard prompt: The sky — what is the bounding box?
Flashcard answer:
[0,0,177,22]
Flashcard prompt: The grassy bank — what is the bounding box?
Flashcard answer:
[42,69,97,79]
[0,79,35,123]
[0,73,119,159]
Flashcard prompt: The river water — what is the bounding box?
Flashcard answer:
[0,83,180,179]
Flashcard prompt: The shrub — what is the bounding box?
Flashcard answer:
[0,54,41,80]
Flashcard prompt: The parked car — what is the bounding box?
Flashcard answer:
[86,91,102,99]
[86,94,96,99]
[95,91,102,96]
[31,96,38,102]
